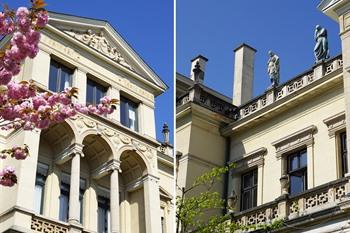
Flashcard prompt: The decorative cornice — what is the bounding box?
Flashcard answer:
[65,29,133,70]
[55,143,84,165]
[229,147,267,173]
[272,125,317,159]
[323,111,346,138]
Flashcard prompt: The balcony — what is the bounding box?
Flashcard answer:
[237,55,343,120]
[31,215,69,233]
[176,83,238,120]
[232,177,350,231]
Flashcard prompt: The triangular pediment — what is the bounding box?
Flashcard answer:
[46,12,167,94]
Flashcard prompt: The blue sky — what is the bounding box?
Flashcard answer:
[177,0,341,100]
[8,0,174,144]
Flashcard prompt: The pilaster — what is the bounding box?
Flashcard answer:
[74,69,87,104]
[30,49,51,88]
[143,175,162,233]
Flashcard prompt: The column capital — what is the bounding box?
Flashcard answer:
[142,174,160,183]
[108,159,122,173]
[55,143,84,165]
[92,159,121,180]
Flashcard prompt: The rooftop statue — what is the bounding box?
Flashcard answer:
[267,51,280,87]
[314,25,330,63]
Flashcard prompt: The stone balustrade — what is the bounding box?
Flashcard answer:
[177,55,343,122]
[31,215,69,233]
[238,55,343,120]
[176,84,238,120]
[232,177,349,229]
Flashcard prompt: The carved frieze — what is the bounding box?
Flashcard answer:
[65,29,132,70]
[70,114,155,165]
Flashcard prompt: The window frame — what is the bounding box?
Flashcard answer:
[120,95,139,131]
[59,180,70,222]
[340,132,348,177]
[86,78,108,106]
[287,149,308,196]
[240,169,258,211]
[97,196,110,233]
[49,59,74,93]
[34,162,49,215]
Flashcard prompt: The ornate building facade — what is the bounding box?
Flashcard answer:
[176,0,350,232]
[0,12,174,233]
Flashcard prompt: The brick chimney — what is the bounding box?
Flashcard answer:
[232,44,256,106]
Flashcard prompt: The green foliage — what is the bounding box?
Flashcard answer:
[176,163,284,233]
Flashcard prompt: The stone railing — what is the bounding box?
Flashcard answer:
[232,177,349,228]
[31,215,69,233]
[176,84,238,120]
[238,55,343,120]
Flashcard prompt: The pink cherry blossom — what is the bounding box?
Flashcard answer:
[0,166,17,187]
[0,1,118,187]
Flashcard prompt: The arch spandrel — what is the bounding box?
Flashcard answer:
[116,145,156,176]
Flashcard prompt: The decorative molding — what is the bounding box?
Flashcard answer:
[65,29,132,70]
[55,143,84,165]
[230,147,267,173]
[323,111,346,138]
[92,159,121,179]
[272,125,317,159]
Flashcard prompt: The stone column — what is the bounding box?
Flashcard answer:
[110,166,121,233]
[143,175,162,233]
[68,152,82,224]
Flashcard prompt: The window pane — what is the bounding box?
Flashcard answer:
[49,61,73,92]
[290,175,304,195]
[86,79,107,105]
[242,191,250,210]
[341,133,348,176]
[120,97,139,131]
[252,187,257,207]
[253,170,258,185]
[120,99,128,126]
[128,107,136,130]
[242,174,252,189]
[60,69,72,92]
[59,193,69,222]
[299,150,307,168]
[86,79,95,105]
[98,197,110,233]
[34,185,43,214]
[49,61,59,92]
[241,169,258,211]
[34,163,48,214]
[290,155,299,171]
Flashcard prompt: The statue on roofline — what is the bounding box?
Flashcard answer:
[267,50,280,87]
[314,25,330,63]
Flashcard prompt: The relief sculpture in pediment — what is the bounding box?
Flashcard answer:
[71,29,132,70]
